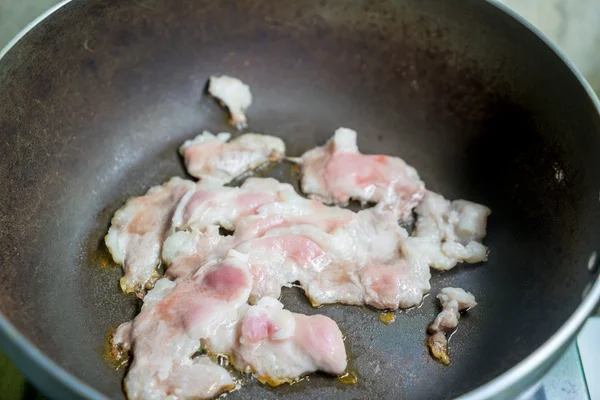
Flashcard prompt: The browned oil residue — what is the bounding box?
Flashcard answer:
[88,232,118,271]
[308,297,323,308]
[427,335,451,366]
[379,311,396,325]
[97,250,117,270]
[258,375,289,387]
[290,163,301,175]
[101,326,130,370]
[337,371,358,385]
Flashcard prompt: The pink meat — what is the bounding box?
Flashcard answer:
[300,127,425,220]
[113,251,348,399]
[179,132,285,184]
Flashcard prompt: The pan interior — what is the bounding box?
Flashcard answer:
[0,1,599,399]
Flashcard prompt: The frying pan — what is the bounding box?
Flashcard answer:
[1,0,600,399]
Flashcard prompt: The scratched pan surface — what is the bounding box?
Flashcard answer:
[1,0,600,399]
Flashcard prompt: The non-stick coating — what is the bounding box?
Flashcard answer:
[1,0,600,399]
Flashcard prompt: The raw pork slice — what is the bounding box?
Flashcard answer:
[427,287,477,365]
[171,177,293,232]
[407,191,491,271]
[105,177,195,294]
[233,296,347,385]
[208,75,252,128]
[180,131,285,184]
[299,128,425,220]
[163,177,431,310]
[112,250,347,399]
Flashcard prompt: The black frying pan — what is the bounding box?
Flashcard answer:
[1,1,600,399]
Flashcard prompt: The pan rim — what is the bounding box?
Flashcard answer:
[0,1,599,399]
[0,0,107,398]
[460,0,600,398]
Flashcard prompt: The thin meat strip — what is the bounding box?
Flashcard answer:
[234,213,429,309]
[112,250,347,399]
[234,296,347,385]
[171,177,293,232]
[105,176,283,295]
[427,287,477,365]
[161,226,234,280]
[163,178,431,310]
[112,251,252,400]
[180,131,285,184]
[299,127,425,220]
[242,190,430,309]
[232,184,357,242]
[105,177,195,294]
[163,181,354,285]
[290,207,430,309]
[163,178,430,310]
[407,191,491,271]
[208,75,252,128]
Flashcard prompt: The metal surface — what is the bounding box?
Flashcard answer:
[0,1,599,399]
[578,318,600,400]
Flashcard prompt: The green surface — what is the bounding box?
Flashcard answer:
[0,350,46,399]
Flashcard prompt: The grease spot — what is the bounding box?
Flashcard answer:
[379,311,396,325]
[338,371,358,385]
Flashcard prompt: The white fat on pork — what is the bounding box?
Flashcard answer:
[179,131,285,184]
[112,251,252,400]
[105,177,195,294]
[163,177,431,310]
[161,226,234,280]
[164,181,352,289]
[407,191,491,271]
[295,207,430,309]
[208,75,252,128]
[299,128,425,220]
[427,287,477,365]
[112,250,347,399]
[233,296,347,385]
[230,207,430,310]
[232,184,356,242]
[171,177,293,233]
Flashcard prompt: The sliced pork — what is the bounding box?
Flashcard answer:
[208,75,252,128]
[171,177,293,232]
[170,209,430,310]
[427,287,477,365]
[233,296,347,385]
[113,266,246,400]
[232,187,356,242]
[179,131,285,184]
[240,192,430,309]
[163,182,354,291]
[161,226,234,280]
[299,128,425,220]
[300,208,431,309]
[105,68,495,398]
[112,250,347,399]
[409,191,491,271]
[105,177,195,294]
[162,177,430,310]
